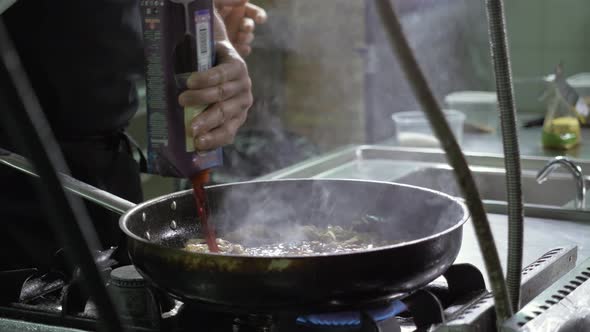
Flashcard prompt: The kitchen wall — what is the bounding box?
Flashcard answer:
[505,0,590,112]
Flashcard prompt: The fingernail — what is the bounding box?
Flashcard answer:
[195,136,208,149]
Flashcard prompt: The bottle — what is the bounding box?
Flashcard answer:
[141,0,223,178]
[541,65,586,150]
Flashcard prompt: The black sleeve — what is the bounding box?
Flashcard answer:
[2,0,144,138]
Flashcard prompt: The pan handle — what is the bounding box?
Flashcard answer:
[0,148,136,215]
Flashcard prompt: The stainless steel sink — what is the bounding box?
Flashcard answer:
[393,165,580,208]
[259,145,590,221]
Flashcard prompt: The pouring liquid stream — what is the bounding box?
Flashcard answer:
[191,170,219,252]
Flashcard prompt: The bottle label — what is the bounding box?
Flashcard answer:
[195,10,212,72]
[184,9,213,153]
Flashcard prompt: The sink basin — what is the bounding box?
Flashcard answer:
[259,145,590,221]
[394,166,581,208]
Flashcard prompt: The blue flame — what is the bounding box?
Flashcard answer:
[296,300,407,326]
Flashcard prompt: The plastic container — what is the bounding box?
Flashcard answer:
[391,110,465,148]
[444,91,498,133]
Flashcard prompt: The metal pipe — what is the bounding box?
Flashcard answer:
[485,0,524,311]
[0,20,123,332]
[374,0,513,325]
[537,156,586,210]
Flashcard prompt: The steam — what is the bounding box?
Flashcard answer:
[193,2,483,243]
[212,180,323,246]
[209,178,464,248]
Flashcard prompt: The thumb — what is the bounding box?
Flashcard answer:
[213,9,229,42]
[215,0,247,7]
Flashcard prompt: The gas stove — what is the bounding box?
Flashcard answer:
[0,246,582,332]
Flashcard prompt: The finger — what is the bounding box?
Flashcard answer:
[235,31,254,45]
[225,4,247,42]
[179,78,250,106]
[194,114,248,150]
[219,6,233,18]
[245,3,267,24]
[191,94,253,137]
[239,17,255,33]
[235,44,252,57]
[186,59,245,89]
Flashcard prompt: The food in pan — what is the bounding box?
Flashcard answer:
[184,222,389,256]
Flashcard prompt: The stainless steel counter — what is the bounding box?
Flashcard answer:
[459,213,590,286]
[460,127,590,160]
[381,126,590,160]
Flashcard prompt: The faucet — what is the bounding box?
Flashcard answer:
[536,156,586,209]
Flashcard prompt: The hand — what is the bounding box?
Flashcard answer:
[215,0,268,57]
[178,41,253,150]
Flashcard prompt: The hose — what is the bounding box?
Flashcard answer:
[485,0,524,311]
[374,0,513,325]
[0,20,122,332]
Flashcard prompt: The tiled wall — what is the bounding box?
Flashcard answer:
[505,0,590,112]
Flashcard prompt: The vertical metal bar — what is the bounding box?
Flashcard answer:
[484,0,524,311]
[373,0,513,325]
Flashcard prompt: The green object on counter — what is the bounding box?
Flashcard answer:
[541,65,583,150]
[542,117,581,150]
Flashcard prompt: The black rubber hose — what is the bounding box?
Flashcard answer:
[0,19,122,332]
[485,0,524,311]
[374,0,513,325]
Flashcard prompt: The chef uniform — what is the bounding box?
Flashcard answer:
[0,0,144,270]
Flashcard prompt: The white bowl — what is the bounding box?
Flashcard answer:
[391,110,465,148]
[444,91,498,132]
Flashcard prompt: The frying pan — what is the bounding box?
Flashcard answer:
[0,149,469,313]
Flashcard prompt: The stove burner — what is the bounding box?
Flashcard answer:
[296,300,407,327]
[0,263,488,332]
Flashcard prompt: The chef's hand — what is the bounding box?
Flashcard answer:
[215,0,268,57]
[179,41,252,150]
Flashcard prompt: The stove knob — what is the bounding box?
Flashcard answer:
[108,265,160,328]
